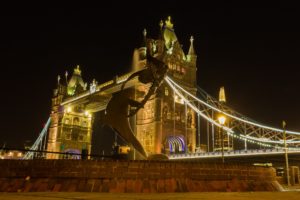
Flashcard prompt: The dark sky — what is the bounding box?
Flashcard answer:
[1,5,300,148]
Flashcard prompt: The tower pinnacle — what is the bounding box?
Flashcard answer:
[74,65,81,75]
[159,20,163,30]
[188,36,196,55]
[219,86,226,103]
[165,16,174,29]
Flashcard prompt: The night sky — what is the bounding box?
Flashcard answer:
[1,5,300,149]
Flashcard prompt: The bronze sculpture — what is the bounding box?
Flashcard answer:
[103,51,168,159]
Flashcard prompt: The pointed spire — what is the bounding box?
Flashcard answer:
[74,65,82,75]
[219,86,226,103]
[188,36,196,55]
[159,19,163,30]
[65,71,68,84]
[142,28,147,47]
[158,19,164,40]
[165,16,174,29]
[57,75,61,85]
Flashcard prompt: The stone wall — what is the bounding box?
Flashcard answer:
[0,160,280,192]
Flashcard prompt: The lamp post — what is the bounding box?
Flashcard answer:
[283,121,290,186]
[218,116,226,163]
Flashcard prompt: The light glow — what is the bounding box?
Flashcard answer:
[218,116,226,125]
[166,76,300,136]
[66,107,72,113]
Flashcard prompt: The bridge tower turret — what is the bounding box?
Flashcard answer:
[135,17,197,156]
[46,66,93,159]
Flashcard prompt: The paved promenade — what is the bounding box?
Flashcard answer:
[0,192,300,200]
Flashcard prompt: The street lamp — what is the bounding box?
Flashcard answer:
[283,121,290,186]
[218,115,226,163]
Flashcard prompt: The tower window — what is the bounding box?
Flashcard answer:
[65,118,70,124]
[181,68,186,74]
[65,133,71,140]
[73,117,80,126]
[165,87,169,96]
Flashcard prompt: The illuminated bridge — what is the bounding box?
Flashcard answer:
[23,73,300,160]
[23,17,300,161]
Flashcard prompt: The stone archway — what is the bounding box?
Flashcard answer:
[64,149,81,159]
[164,135,185,154]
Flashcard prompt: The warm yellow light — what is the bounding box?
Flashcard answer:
[174,95,184,104]
[66,107,72,113]
[84,111,89,116]
[218,116,226,125]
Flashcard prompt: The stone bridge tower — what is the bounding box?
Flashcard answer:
[46,66,93,159]
[135,17,197,156]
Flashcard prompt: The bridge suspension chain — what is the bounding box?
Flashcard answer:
[23,117,51,159]
[165,76,300,147]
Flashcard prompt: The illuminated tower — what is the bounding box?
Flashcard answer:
[214,86,233,152]
[135,17,197,155]
[46,66,93,159]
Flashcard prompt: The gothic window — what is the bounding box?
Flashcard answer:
[181,112,185,123]
[150,107,154,118]
[187,112,192,127]
[73,117,80,126]
[176,112,180,121]
[167,112,171,120]
[65,118,70,124]
[65,133,71,140]
[164,87,169,96]
[162,105,168,121]
[181,67,186,74]
[82,121,87,127]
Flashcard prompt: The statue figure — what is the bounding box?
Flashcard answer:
[103,88,147,158]
[103,49,168,159]
[121,49,168,117]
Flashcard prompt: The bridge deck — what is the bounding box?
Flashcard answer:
[169,148,300,160]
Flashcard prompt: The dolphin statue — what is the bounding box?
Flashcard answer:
[103,49,168,159]
[103,88,147,158]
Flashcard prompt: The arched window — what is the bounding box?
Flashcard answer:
[65,118,70,124]
[73,117,80,126]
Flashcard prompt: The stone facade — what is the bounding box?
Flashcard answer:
[135,17,197,155]
[46,66,93,159]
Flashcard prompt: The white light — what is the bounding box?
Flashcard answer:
[165,76,300,136]
[218,116,226,125]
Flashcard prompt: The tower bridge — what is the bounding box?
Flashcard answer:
[23,17,300,160]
